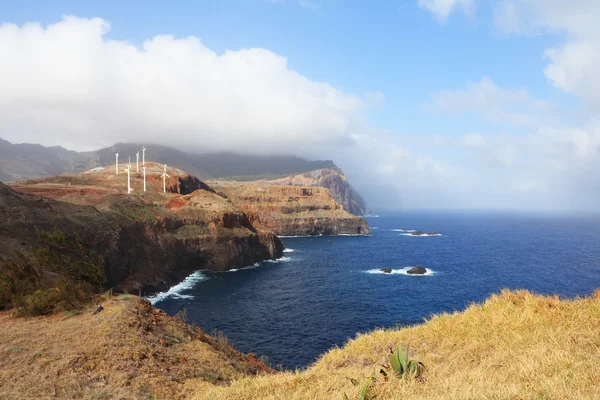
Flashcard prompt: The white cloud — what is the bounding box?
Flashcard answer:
[426,77,553,126]
[418,0,475,22]
[493,1,600,108]
[0,16,364,153]
[2,13,600,212]
[299,0,320,10]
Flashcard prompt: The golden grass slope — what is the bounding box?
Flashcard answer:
[200,289,600,400]
[0,295,271,400]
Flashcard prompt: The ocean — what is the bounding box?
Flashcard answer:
[152,211,600,370]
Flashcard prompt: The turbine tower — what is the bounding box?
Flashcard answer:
[115,153,119,175]
[143,165,147,192]
[161,164,170,193]
[142,146,146,166]
[125,164,134,195]
[136,151,139,172]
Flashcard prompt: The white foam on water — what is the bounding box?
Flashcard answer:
[265,256,292,263]
[146,271,208,305]
[223,262,261,273]
[283,248,295,253]
[279,235,313,238]
[364,214,380,218]
[365,267,436,277]
[400,233,442,237]
[370,227,379,230]
[393,229,416,232]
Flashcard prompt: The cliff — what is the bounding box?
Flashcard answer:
[1,163,283,312]
[0,295,272,400]
[209,182,370,236]
[266,168,366,216]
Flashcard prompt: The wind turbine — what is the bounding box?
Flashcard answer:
[142,146,146,166]
[125,164,134,194]
[115,153,119,175]
[143,165,147,192]
[161,164,170,193]
[136,151,139,172]
[128,156,132,170]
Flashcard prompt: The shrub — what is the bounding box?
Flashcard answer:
[387,342,424,379]
[1,228,106,316]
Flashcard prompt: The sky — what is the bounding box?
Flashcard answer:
[1,0,599,212]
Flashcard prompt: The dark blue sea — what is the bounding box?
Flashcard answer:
[152,211,600,370]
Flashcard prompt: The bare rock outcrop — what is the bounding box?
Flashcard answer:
[210,182,370,237]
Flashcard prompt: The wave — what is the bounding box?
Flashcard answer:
[365,267,436,277]
[370,227,378,230]
[265,256,292,263]
[226,262,261,273]
[364,214,380,218]
[400,233,442,237]
[279,235,314,238]
[146,271,208,305]
[283,248,295,253]
[392,229,415,232]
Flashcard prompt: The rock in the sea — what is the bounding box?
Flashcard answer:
[411,231,426,236]
[427,232,439,236]
[406,266,427,275]
[379,268,393,274]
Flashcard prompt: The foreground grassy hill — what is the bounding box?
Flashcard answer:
[0,295,271,400]
[199,289,600,400]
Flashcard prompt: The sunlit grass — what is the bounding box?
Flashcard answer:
[200,289,600,399]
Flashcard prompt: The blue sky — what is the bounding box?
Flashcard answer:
[1,1,599,211]
[1,0,567,133]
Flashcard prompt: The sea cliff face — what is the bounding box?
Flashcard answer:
[1,163,283,297]
[210,182,370,237]
[266,168,366,216]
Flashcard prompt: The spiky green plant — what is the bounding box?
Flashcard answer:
[388,342,424,379]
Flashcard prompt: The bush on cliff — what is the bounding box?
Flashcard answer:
[0,228,105,315]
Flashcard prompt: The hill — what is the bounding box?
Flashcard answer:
[0,138,336,182]
[0,164,282,314]
[0,295,271,400]
[0,139,366,215]
[199,289,600,399]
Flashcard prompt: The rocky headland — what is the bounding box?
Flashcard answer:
[263,168,366,216]
[1,163,283,303]
[209,181,370,237]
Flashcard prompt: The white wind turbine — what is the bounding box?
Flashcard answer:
[115,153,119,175]
[136,151,139,172]
[161,164,170,193]
[125,164,134,195]
[143,165,147,192]
[142,146,146,166]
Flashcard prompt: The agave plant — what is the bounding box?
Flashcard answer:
[388,342,424,379]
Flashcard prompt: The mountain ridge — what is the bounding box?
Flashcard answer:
[0,138,366,215]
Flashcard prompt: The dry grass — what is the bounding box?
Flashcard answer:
[0,295,271,400]
[199,289,600,400]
